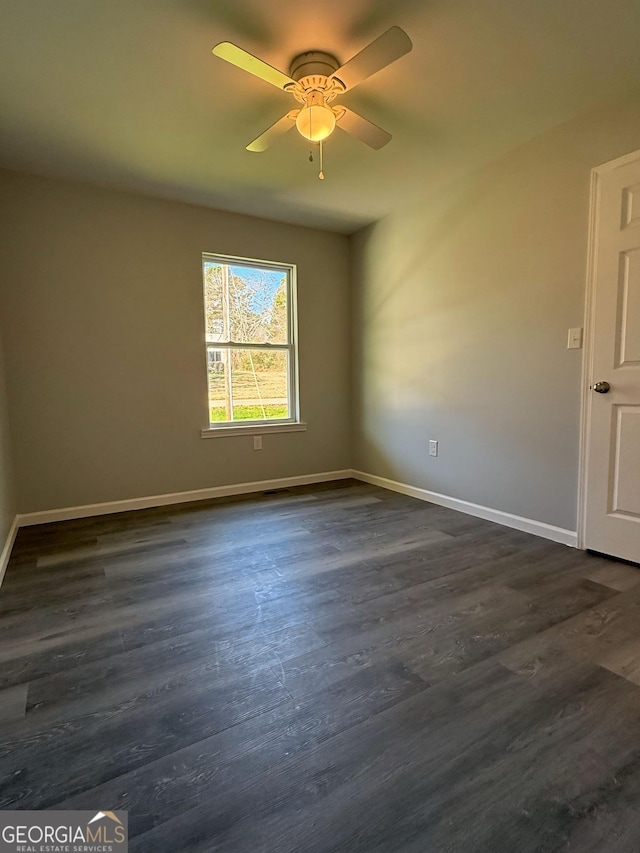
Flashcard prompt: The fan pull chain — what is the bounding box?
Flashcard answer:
[319,140,325,180]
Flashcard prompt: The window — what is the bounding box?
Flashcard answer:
[201,253,302,435]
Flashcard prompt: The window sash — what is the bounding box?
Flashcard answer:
[206,341,291,351]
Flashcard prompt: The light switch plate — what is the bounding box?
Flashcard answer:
[567,327,583,349]
[253,435,263,450]
[429,440,438,457]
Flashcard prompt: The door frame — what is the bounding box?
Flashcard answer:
[576,147,640,550]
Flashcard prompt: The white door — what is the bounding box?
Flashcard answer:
[583,151,640,563]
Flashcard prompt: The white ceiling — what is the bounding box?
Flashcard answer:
[1,0,640,233]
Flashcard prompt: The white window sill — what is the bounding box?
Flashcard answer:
[201,421,307,439]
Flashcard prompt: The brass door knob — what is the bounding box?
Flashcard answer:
[591,381,611,394]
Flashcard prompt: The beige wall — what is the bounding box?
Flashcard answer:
[0,172,350,513]
[351,91,640,532]
[3,91,640,528]
[0,324,15,546]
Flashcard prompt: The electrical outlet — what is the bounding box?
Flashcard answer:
[429,440,438,457]
[253,435,263,451]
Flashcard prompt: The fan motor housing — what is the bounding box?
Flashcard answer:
[289,51,345,102]
[289,51,340,81]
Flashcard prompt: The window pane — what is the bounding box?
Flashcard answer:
[204,261,289,346]
[208,348,289,423]
[203,262,224,343]
[228,265,288,345]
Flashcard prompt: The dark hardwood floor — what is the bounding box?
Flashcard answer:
[2,479,640,852]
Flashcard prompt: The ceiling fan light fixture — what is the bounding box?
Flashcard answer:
[295,93,336,142]
[213,27,413,156]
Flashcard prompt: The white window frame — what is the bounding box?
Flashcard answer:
[200,252,305,438]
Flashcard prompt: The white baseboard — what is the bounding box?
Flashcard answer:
[352,470,578,548]
[0,515,19,588]
[10,467,577,553]
[16,469,353,527]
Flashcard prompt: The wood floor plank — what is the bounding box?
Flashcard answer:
[0,627,125,689]
[585,561,640,591]
[0,665,291,810]
[24,621,326,722]
[54,660,428,838]
[0,683,28,722]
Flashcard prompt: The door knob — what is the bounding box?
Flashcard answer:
[591,381,610,394]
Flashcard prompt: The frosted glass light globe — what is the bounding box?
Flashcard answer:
[296,104,336,142]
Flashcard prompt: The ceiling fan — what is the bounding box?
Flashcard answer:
[212,27,412,177]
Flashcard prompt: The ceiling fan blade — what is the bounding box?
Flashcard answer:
[213,42,296,91]
[330,27,412,92]
[336,107,391,149]
[246,111,298,152]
